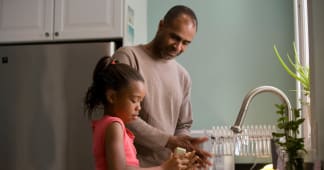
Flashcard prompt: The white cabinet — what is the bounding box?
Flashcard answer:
[0,0,146,44]
[53,0,122,41]
[0,0,54,42]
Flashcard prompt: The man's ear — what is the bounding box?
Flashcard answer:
[158,20,165,30]
[106,89,116,103]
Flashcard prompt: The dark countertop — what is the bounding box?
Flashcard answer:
[235,162,315,170]
[235,163,267,170]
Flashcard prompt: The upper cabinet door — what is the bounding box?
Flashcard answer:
[0,0,140,43]
[54,0,123,40]
[0,0,54,43]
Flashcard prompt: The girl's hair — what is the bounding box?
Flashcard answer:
[84,56,144,118]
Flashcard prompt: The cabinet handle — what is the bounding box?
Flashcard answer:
[45,32,50,37]
[54,32,59,37]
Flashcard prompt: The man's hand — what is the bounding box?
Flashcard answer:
[166,135,212,168]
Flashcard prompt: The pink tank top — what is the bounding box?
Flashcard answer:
[92,115,139,170]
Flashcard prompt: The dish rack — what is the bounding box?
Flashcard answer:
[191,124,277,157]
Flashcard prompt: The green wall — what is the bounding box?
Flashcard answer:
[147,0,296,129]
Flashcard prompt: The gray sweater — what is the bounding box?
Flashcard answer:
[112,45,193,167]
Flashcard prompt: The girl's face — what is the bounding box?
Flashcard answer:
[108,80,146,123]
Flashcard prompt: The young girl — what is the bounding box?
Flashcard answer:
[84,56,196,170]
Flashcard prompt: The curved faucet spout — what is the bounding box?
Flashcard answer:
[231,86,292,133]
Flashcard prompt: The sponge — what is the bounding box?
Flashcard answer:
[174,147,186,155]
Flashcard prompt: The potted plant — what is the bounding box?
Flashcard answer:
[272,104,307,170]
[272,43,310,169]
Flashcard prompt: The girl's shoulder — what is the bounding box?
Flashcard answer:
[92,115,125,131]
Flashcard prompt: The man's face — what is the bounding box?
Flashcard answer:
[155,14,196,60]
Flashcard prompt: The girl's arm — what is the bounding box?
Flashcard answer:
[104,122,191,170]
[105,122,128,170]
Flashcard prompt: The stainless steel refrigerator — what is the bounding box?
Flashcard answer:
[0,41,119,170]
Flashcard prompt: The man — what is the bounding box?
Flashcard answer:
[112,5,211,168]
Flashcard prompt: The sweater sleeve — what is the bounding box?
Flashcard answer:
[126,118,170,150]
[175,68,193,136]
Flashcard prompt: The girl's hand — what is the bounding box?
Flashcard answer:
[166,135,212,168]
[161,153,190,170]
[183,151,200,170]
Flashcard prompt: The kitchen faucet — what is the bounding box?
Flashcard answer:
[231,86,292,133]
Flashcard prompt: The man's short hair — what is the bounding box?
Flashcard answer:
[163,5,198,31]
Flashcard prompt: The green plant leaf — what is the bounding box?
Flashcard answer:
[272,103,306,164]
[274,45,300,81]
[273,43,310,94]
